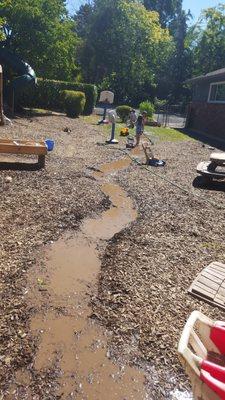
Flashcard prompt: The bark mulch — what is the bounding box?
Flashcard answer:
[92,139,225,399]
[0,113,120,398]
[1,115,225,399]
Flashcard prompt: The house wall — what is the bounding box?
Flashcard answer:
[192,74,225,102]
[187,102,225,140]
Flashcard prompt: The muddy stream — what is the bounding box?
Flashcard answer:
[24,151,152,399]
[6,150,192,400]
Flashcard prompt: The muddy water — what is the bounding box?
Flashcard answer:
[29,152,149,399]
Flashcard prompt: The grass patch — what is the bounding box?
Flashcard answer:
[83,114,129,140]
[83,114,191,143]
[146,127,192,142]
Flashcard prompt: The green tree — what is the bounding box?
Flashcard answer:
[1,0,79,80]
[143,0,183,28]
[74,3,93,38]
[192,5,225,75]
[77,0,173,104]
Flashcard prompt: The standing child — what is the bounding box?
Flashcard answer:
[128,109,137,128]
[142,111,148,127]
[135,114,144,146]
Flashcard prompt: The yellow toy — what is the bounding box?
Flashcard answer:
[120,127,129,136]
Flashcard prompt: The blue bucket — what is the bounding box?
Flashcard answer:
[45,139,55,152]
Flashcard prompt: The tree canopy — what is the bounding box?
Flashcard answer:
[143,0,183,27]
[191,5,225,76]
[0,0,79,80]
[77,0,173,104]
[1,0,225,104]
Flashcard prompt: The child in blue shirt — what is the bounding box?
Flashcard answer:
[135,115,144,146]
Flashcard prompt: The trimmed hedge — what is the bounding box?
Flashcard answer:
[116,105,132,122]
[61,90,86,118]
[19,78,97,115]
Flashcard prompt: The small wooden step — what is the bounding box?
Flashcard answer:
[189,262,225,310]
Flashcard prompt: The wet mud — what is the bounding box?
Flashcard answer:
[27,150,149,399]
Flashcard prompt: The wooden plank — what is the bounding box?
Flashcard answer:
[0,139,46,145]
[201,271,222,284]
[209,262,225,273]
[209,263,225,272]
[197,161,225,178]
[189,291,225,311]
[190,286,216,300]
[210,152,225,163]
[191,281,217,295]
[220,281,225,289]
[212,262,225,267]
[216,287,225,298]
[189,262,225,309]
[0,141,47,156]
[213,295,225,305]
[191,278,217,292]
[191,285,215,300]
[197,275,219,290]
[206,267,225,279]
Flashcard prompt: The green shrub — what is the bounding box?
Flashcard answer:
[116,105,132,122]
[139,101,155,120]
[18,79,97,115]
[154,97,167,109]
[61,90,86,118]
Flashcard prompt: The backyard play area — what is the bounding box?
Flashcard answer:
[1,101,225,399]
[2,0,225,397]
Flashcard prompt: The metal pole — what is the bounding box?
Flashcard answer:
[0,65,4,125]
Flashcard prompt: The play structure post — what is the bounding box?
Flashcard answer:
[97,91,114,125]
[0,65,4,125]
[106,110,118,144]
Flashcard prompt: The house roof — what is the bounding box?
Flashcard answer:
[186,67,225,84]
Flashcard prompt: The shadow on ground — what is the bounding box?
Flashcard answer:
[0,161,42,171]
[176,128,225,151]
[193,176,225,192]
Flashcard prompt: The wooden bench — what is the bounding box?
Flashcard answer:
[0,139,48,167]
[197,161,225,181]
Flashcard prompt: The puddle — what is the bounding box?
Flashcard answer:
[27,150,148,399]
[83,183,137,240]
[93,147,141,178]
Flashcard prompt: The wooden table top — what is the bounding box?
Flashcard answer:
[210,152,225,164]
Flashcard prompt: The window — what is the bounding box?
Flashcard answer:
[208,82,225,103]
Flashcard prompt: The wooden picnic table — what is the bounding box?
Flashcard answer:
[0,139,47,167]
[197,152,225,182]
[210,152,225,166]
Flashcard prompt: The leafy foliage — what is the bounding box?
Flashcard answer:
[2,0,224,108]
[1,0,79,81]
[18,79,97,115]
[116,105,132,122]
[61,90,86,118]
[143,0,183,27]
[139,101,155,119]
[191,5,225,75]
[154,97,167,108]
[78,0,173,105]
